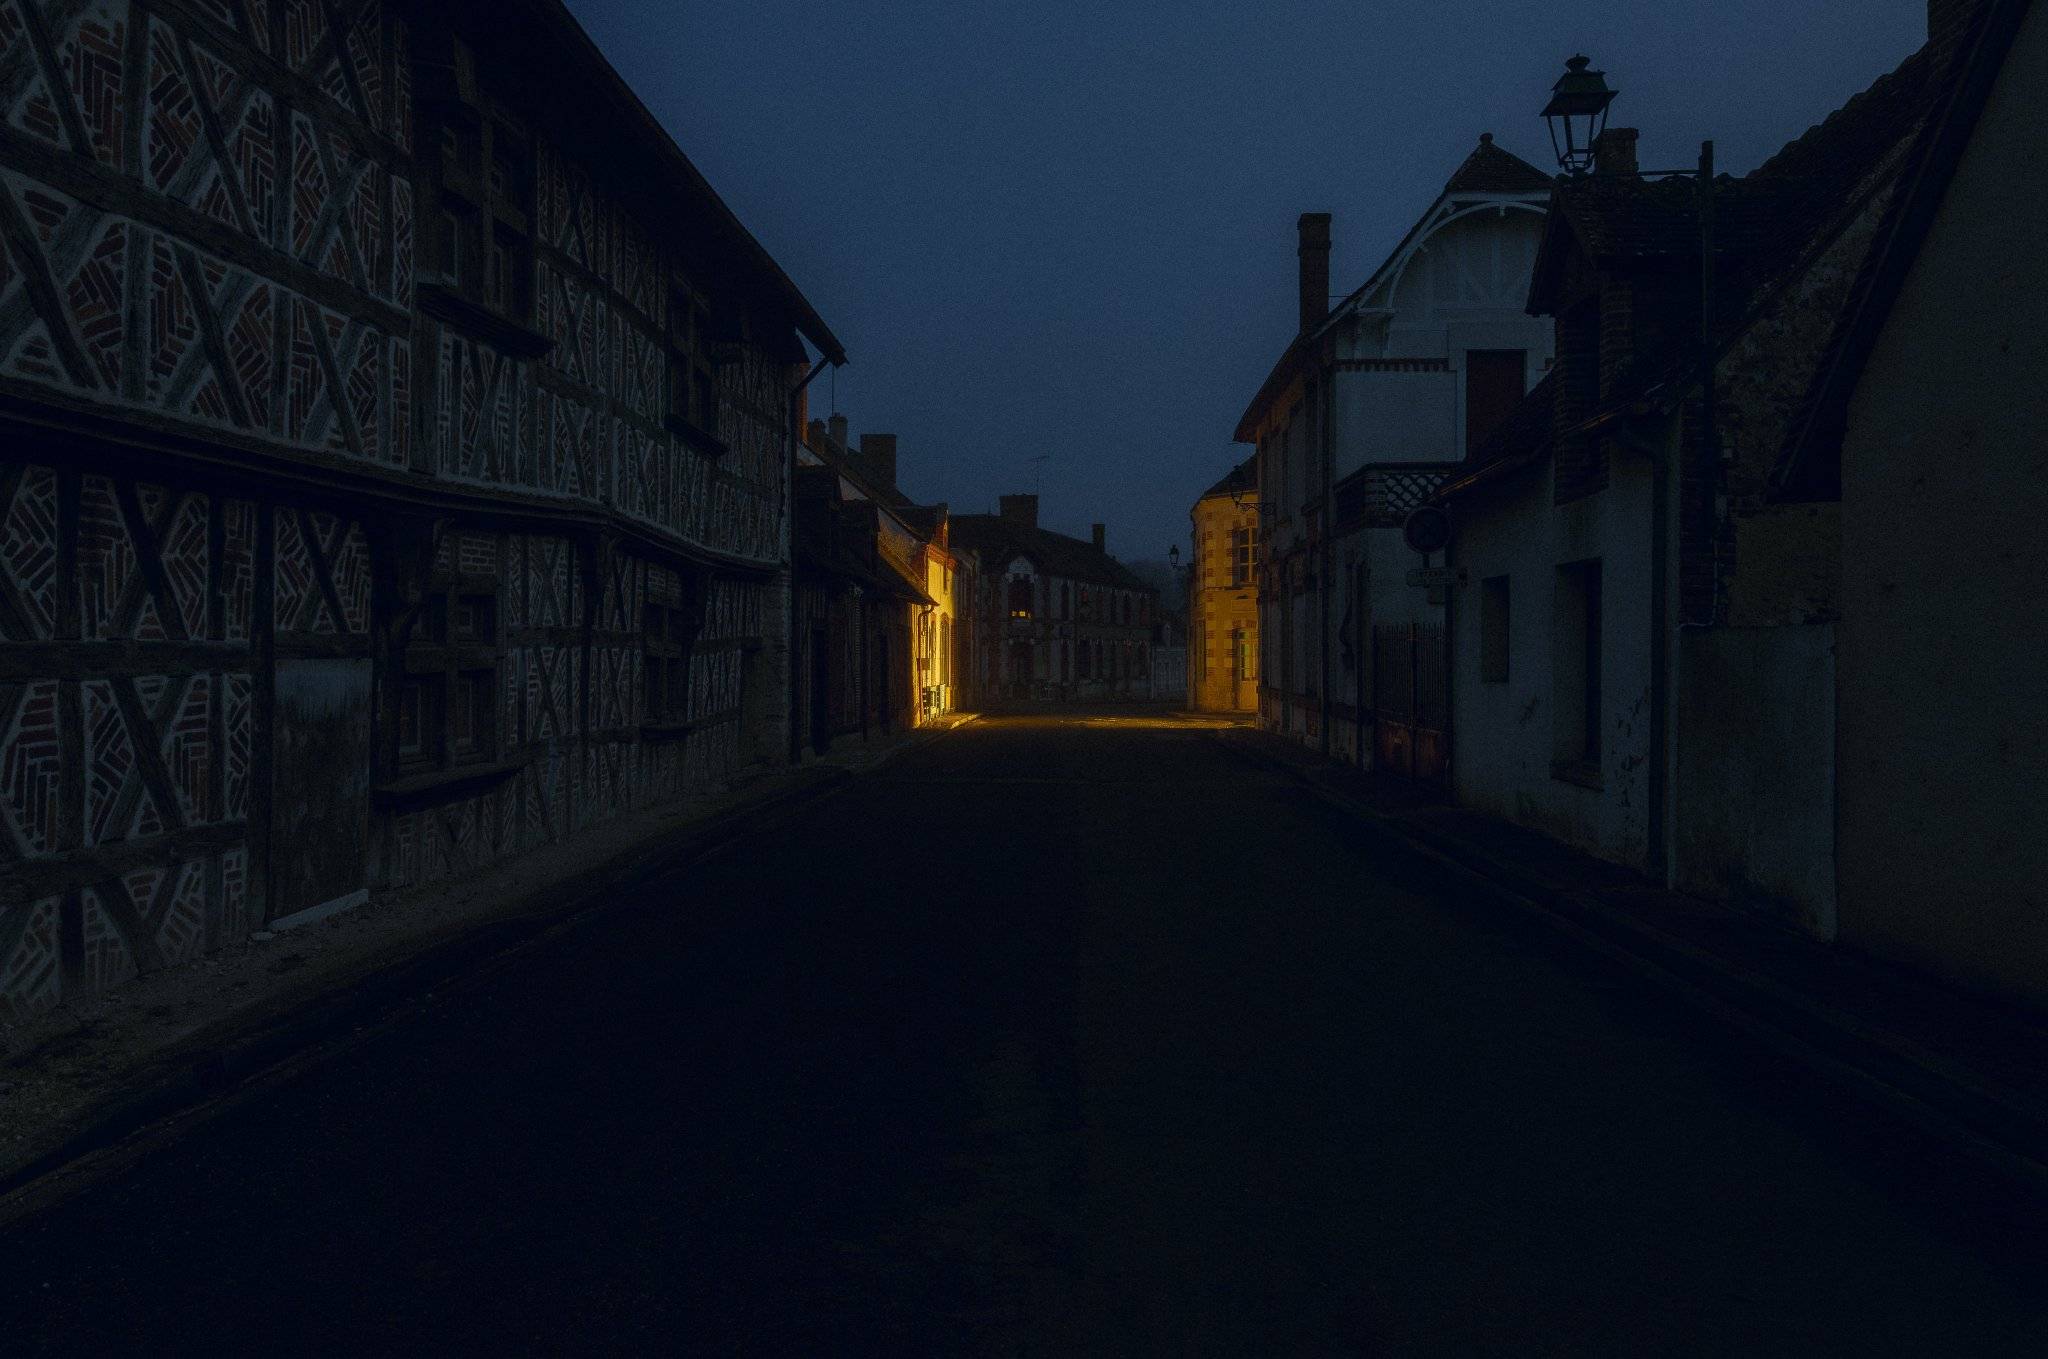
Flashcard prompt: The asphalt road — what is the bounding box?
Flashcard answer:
[5,714,2047,1356]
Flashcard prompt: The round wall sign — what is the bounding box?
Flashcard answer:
[1403,505,1451,555]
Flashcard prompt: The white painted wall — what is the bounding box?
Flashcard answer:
[1448,456,1656,868]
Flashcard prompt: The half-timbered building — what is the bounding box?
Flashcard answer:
[0,0,841,1015]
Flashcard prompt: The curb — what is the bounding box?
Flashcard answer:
[1216,728,2048,1205]
[0,761,858,1218]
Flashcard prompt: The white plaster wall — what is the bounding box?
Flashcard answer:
[1835,0,2048,1004]
[1449,457,1656,868]
[1334,371,1455,475]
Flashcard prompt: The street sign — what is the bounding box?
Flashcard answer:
[1406,566,1466,588]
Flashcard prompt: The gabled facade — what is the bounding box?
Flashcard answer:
[1236,135,1553,768]
[952,496,1156,704]
[0,0,840,1015]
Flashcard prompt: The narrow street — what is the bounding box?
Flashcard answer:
[4,714,2045,1356]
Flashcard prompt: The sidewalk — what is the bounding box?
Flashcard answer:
[0,716,978,1205]
[1220,725,2048,1200]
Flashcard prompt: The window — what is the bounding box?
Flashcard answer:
[1465,350,1527,458]
[1007,576,1033,619]
[432,88,532,322]
[396,568,500,773]
[1234,628,1258,682]
[451,671,490,758]
[666,287,726,444]
[1553,559,1603,779]
[644,602,697,724]
[1230,525,1257,588]
[1480,575,1511,683]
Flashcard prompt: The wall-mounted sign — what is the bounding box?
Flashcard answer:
[1406,566,1466,588]
[1402,505,1451,554]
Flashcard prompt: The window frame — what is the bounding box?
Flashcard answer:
[429,65,534,326]
[643,600,699,728]
[395,573,502,776]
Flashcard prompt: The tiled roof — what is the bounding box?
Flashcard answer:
[795,468,932,602]
[1539,42,1943,302]
[1443,134,1555,195]
[1199,457,1258,501]
[897,503,944,540]
[950,515,1153,592]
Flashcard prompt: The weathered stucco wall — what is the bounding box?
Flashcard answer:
[1836,0,2048,1004]
[1674,624,1836,936]
[1449,455,1655,869]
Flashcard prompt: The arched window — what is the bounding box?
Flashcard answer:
[1007,576,1033,619]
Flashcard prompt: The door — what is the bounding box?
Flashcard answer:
[1373,622,1449,786]
[1465,350,1527,458]
[875,631,892,733]
[810,627,831,754]
[271,659,373,925]
[1008,641,1034,699]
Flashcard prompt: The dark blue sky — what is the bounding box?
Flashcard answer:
[564,0,1924,562]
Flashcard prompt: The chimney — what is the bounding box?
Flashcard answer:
[805,418,826,450]
[1298,212,1332,334]
[859,433,898,491]
[1091,523,1106,553]
[1593,127,1639,176]
[827,413,848,449]
[999,494,1039,529]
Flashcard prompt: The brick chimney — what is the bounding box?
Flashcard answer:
[1091,523,1106,552]
[805,418,826,450]
[827,413,848,449]
[999,494,1038,529]
[1298,212,1332,334]
[1594,127,1639,176]
[859,433,898,491]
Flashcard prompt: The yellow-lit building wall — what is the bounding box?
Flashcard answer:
[917,546,959,722]
[1190,491,1260,713]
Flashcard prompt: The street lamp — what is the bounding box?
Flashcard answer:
[1541,55,1617,174]
[1168,544,1181,571]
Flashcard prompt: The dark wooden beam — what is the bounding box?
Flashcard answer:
[0,822,249,903]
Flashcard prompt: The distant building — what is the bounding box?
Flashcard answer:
[1188,459,1260,713]
[795,419,964,751]
[953,497,1156,703]
[1236,135,1554,771]
[1150,608,1189,704]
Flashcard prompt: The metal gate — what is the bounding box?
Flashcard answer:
[1373,622,1449,786]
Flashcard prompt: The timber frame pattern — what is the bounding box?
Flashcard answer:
[0,0,818,1016]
